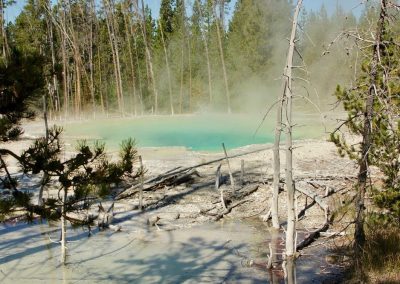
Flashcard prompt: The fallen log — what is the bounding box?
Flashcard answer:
[295,184,331,251]
[116,169,201,200]
[296,222,329,251]
[138,146,274,188]
[202,184,259,221]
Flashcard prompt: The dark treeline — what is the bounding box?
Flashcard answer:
[1,0,360,118]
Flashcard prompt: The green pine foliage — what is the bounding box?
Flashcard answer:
[0,49,45,142]
[1,126,140,222]
[330,15,400,222]
[1,0,359,115]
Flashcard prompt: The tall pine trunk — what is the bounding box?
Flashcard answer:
[122,3,138,116]
[140,0,158,114]
[104,0,124,115]
[0,0,10,63]
[213,3,231,113]
[195,0,212,105]
[354,0,387,265]
[158,19,174,115]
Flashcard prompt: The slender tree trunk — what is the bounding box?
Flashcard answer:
[97,52,106,115]
[0,0,10,64]
[354,0,387,265]
[219,0,225,30]
[60,5,69,119]
[188,34,192,112]
[284,0,302,258]
[89,0,96,118]
[139,0,158,114]
[179,39,185,113]
[195,0,212,105]
[128,1,144,114]
[67,0,82,118]
[123,4,138,116]
[38,96,49,207]
[46,3,61,118]
[213,4,231,113]
[283,258,296,284]
[104,0,124,115]
[158,19,174,115]
[271,96,284,228]
[61,187,67,264]
[133,31,144,114]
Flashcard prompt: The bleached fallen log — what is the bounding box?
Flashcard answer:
[203,184,259,221]
[141,146,273,186]
[116,169,201,200]
[296,222,329,251]
[295,185,331,251]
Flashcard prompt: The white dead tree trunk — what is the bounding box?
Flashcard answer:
[284,0,303,258]
[60,187,68,264]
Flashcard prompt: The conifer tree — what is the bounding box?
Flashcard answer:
[330,0,400,255]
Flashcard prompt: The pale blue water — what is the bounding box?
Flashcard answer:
[63,114,323,151]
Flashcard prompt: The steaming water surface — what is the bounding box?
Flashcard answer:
[62,114,326,151]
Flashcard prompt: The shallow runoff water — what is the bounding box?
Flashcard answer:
[0,218,335,283]
[62,113,327,151]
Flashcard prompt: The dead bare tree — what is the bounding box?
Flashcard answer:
[284,0,303,259]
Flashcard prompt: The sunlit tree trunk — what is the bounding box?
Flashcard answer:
[0,0,10,64]
[158,19,174,115]
[195,0,212,105]
[67,0,82,118]
[271,94,283,228]
[213,2,231,113]
[188,34,192,112]
[139,0,158,114]
[122,2,138,116]
[103,0,124,115]
[45,2,61,118]
[89,0,96,118]
[132,29,144,115]
[179,39,185,113]
[284,0,303,258]
[354,0,387,266]
[97,51,106,115]
[60,187,67,264]
[59,1,69,119]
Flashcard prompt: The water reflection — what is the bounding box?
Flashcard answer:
[0,219,336,283]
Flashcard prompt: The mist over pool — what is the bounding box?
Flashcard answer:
[62,114,327,151]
